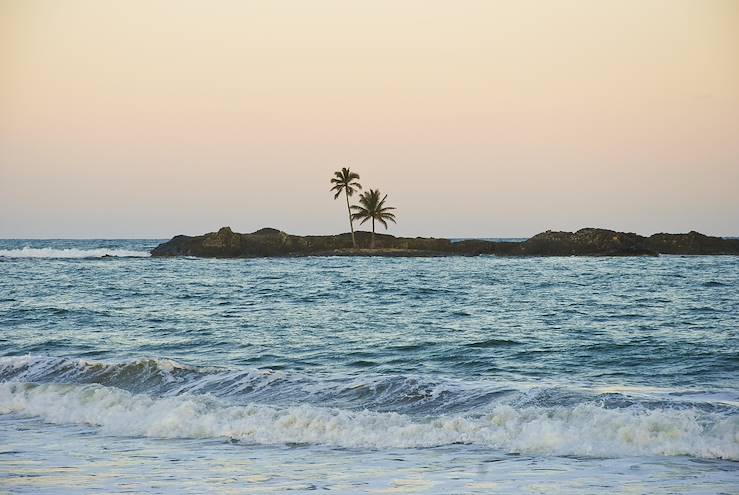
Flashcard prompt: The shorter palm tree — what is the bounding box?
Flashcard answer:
[351,189,397,248]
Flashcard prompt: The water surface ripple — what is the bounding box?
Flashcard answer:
[0,240,737,493]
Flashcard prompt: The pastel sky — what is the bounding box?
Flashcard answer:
[1,0,738,238]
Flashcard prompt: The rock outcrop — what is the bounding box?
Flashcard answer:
[150,227,739,258]
[151,226,455,257]
[645,231,739,255]
[517,228,656,256]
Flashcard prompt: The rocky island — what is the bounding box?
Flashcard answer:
[151,227,739,258]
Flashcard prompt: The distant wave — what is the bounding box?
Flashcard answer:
[0,247,150,258]
[0,381,736,460]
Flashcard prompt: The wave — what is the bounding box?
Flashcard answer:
[3,356,738,417]
[465,338,521,348]
[0,247,150,258]
[0,356,199,393]
[0,356,507,413]
[0,382,736,460]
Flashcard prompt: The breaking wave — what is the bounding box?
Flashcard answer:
[0,247,150,258]
[0,356,510,413]
[1,381,736,460]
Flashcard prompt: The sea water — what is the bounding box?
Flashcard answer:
[0,239,737,494]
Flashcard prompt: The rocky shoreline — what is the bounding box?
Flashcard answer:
[150,227,739,258]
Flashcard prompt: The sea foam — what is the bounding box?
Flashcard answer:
[0,247,150,258]
[1,382,736,460]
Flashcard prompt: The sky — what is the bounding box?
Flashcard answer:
[1,0,738,238]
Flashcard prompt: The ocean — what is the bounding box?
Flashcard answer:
[1,239,737,494]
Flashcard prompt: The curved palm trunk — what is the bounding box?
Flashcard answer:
[345,190,356,248]
[371,217,375,249]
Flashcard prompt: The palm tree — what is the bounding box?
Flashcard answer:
[351,189,397,248]
[330,167,363,247]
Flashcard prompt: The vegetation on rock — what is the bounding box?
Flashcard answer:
[350,189,397,248]
[330,167,362,248]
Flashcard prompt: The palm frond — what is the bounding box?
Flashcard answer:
[330,167,363,201]
[350,188,397,231]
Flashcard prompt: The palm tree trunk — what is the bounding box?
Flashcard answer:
[371,217,375,249]
[345,190,356,248]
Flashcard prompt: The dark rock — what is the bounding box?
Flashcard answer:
[646,231,739,255]
[150,227,454,258]
[452,239,521,256]
[251,227,283,235]
[150,227,739,258]
[518,228,656,256]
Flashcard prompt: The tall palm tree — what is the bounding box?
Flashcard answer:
[351,189,397,248]
[330,167,362,247]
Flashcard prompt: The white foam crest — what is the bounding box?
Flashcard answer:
[1,382,736,460]
[0,247,150,258]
